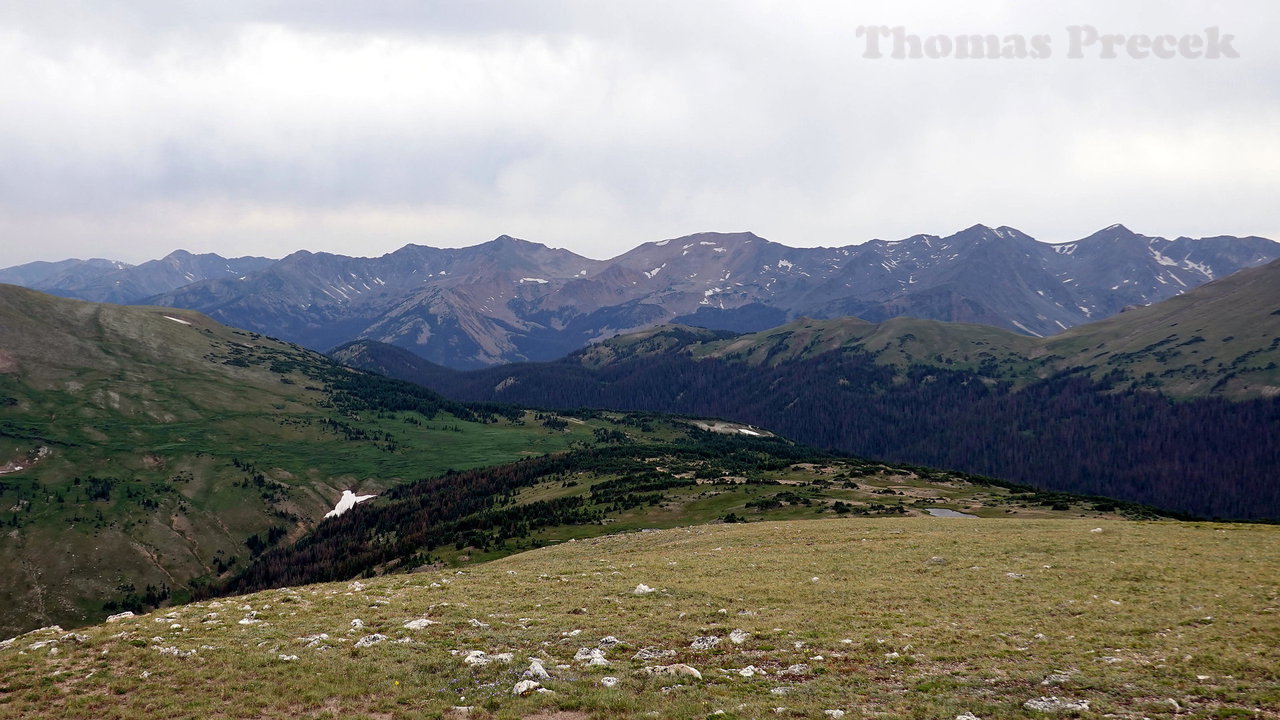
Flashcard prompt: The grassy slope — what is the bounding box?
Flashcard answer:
[1044,261,1280,397]
[1,518,1275,720]
[0,286,609,636]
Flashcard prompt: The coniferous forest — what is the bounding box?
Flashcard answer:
[388,350,1280,520]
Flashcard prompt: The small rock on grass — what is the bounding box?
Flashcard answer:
[729,629,750,644]
[573,647,610,666]
[690,636,720,650]
[512,680,541,696]
[600,676,619,687]
[1023,696,1090,713]
[642,664,702,680]
[634,584,656,595]
[956,713,981,720]
[354,634,387,648]
[633,646,676,661]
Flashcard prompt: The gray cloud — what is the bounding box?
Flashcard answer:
[0,0,1276,266]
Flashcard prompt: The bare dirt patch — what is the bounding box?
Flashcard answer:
[0,350,17,373]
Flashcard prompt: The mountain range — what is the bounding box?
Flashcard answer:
[3,224,1275,369]
[334,258,1280,520]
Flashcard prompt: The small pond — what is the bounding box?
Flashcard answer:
[924,508,979,518]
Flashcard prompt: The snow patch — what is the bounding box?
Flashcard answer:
[644,265,665,279]
[163,316,192,326]
[518,278,549,284]
[1010,321,1043,338]
[737,428,762,436]
[777,259,794,270]
[325,490,377,519]
[1149,248,1178,266]
[1183,259,1214,278]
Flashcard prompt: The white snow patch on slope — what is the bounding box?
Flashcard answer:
[645,265,665,279]
[325,490,377,519]
[1183,259,1214,278]
[1010,320,1043,337]
[518,278,549,284]
[163,316,192,326]
[777,259,794,270]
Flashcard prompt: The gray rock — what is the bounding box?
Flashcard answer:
[1023,696,1090,713]
[690,636,720,650]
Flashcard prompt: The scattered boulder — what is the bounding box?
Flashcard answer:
[403,619,438,630]
[633,584,656,595]
[354,634,387,648]
[690,636,720,650]
[1023,696,1090,713]
[824,711,845,719]
[926,556,947,565]
[1041,673,1072,686]
[278,654,299,661]
[633,646,676,661]
[601,676,619,688]
[642,664,703,680]
[524,659,550,679]
[512,680,542,696]
[300,633,330,648]
[956,713,981,720]
[729,629,750,644]
[598,635,621,648]
[106,612,135,623]
[573,647,610,666]
[462,650,513,666]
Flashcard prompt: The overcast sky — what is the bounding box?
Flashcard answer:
[0,0,1276,267]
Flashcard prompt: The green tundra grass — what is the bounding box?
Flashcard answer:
[1,518,1275,720]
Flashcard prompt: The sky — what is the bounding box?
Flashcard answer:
[0,0,1276,267]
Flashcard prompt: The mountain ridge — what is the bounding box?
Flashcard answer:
[3,224,1276,368]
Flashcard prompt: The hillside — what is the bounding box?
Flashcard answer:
[335,263,1280,519]
[3,518,1276,720]
[0,285,616,637]
[1044,259,1280,397]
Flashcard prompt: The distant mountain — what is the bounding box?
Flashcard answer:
[6,225,1276,368]
[338,262,1280,519]
[0,257,132,289]
[0,250,274,304]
